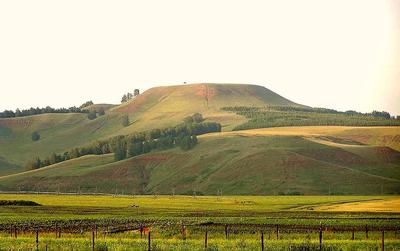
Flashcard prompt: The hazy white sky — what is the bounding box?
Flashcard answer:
[0,0,399,115]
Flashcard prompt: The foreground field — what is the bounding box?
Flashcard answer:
[0,195,399,250]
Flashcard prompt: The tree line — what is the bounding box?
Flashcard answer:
[222,106,398,120]
[0,106,88,118]
[26,115,221,170]
[221,106,400,131]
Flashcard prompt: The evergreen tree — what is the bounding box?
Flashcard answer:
[114,141,127,161]
[31,131,40,141]
[121,94,127,103]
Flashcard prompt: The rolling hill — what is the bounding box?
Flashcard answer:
[0,83,302,175]
[1,126,399,195]
[0,83,399,195]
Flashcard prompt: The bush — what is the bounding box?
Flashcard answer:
[31,131,40,141]
[87,111,97,120]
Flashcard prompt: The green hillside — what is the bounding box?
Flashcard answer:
[0,83,301,175]
[1,126,399,195]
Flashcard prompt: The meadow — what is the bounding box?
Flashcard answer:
[0,194,399,250]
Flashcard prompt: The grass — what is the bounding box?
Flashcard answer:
[0,84,299,175]
[0,194,399,250]
[1,127,399,195]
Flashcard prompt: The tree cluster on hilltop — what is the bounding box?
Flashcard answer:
[121,89,140,103]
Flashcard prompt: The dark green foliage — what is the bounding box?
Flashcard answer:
[0,106,87,118]
[183,113,205,124]
[121,94,127,103]
[121,115,129,127]
[114,141,127,161]
[177,135,198,150]
[87,111,97,120]
[128,141,143,157]
[192,113,204,123]
[26,157,42,170]
[134,89,140,96]
[222,106,400,130]
[31,131,40,141]
[33,121,221,169]
[97,107,105,116]
[0,200,41,206]
[80,100,94,109]
[121,92,134,103]
[183,116,193,124]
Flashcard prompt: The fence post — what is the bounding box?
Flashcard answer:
[319,224,323,250]
[92,231,95,251]
[261,232,264,251]
[148,231,151,251]
[365,225,368,239]
[36,229,39,251]
[276,226,279,239]
[205,229,208,250]
[225,225,228,239]
[182,225,186,240]
[382,230,385,251]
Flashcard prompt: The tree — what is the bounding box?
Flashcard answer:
[114,141,127,161]
[98,107,105,116]
[128,141,143,157]
[121,94,127,103]
[121,115,129,127]
[183,116,193,124]
[87,111,97,120]
[15,108,22,117]
[134,89,140,96]
[192,113,204,123]
[127,93,133,100]
[80,100,93,109]
[26,157,42,170]
[31,131,40,141]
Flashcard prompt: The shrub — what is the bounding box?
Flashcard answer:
[87,111,97,120]
[31,131,40,141]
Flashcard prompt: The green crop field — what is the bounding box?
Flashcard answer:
[0,194,399,250]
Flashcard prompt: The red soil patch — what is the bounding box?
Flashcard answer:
[0,118,33,128]
[382,135,400,144]
[373,147,400,162]
[195,84,216,100]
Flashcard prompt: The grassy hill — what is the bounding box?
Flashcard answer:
[0,83,302,175]
[1,126,399,195]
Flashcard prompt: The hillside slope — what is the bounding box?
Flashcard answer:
[0,83,302,175]
[1,127,399,195]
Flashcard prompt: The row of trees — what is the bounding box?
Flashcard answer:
[0,106,88,118]
[0,101,107,119]
[222,106,398,120]
[26,119,221,170]
[221,106,400,131]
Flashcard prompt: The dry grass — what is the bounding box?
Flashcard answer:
[315,197,400,212]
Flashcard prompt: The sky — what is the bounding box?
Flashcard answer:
[0,0,399,115]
